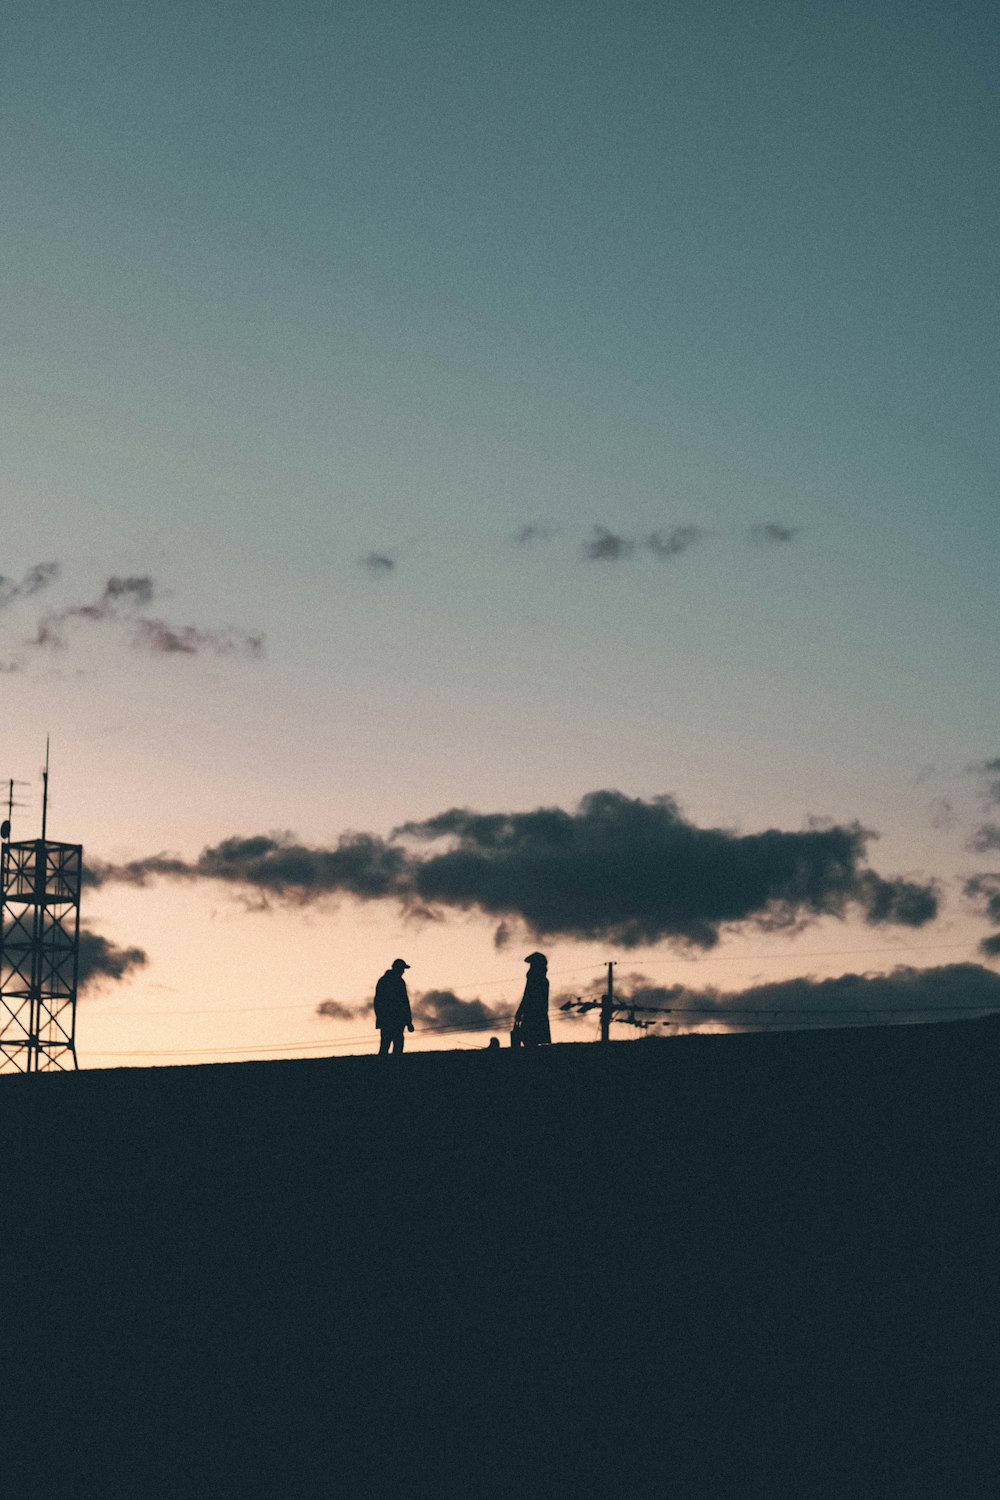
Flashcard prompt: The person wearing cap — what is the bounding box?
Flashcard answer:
[374,958,414,1055]
[513,952,550,1048]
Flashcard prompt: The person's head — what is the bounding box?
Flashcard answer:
[391,958,410,974]
[524,951,547,971]
[487,1036,500,1050]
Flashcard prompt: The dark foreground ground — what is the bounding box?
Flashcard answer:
[6,1021,1000,1498]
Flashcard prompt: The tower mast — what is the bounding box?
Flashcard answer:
[0,742,82,1072]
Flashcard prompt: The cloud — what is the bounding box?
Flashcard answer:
[513,525,554,545]
[360,553,395,575]
[86,832,409,903]
[103,575,156,606]
[852,870,937,927]
[585,525,704,562]
[413,989,510,1030]
[32,575,155,648]
[647,526,702,559]
[493,920,514,949]
[750,524,798,544]
[965,874,1000,924]
[315,988,510,1033]
[83,852,196,888]
[0,562,60,608]
[28,574,264,661]
[317,998,366,1021]
[398,791,938,948]
[133,620,264,658]
[964,873,1000,956]
[930,798,956,831]
[583,527,634,562]
[971,757,1000,806]
[88,790,939,951]
[77,928,148,994]
[573,962,1000,1031]
[968,760,1000,854]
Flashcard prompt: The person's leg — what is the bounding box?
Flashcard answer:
[396,1028,405,1054]
[379,1030,391,1055]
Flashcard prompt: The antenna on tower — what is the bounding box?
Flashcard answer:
[41,736,50,841]
[0,778,31,843]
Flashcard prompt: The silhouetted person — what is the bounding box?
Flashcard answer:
[374,958,414,1055]
[514,951,550,1048]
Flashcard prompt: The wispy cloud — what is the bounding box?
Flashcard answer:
[750,523,798,544]
[34,576,157,649]
[360,553,395,575]
[967,759,1000,871]
[25,573,264,662]
[930,798,956,831]
[0,562,60,609]
[514,525,555,546]
[133,620,264,658]
[647,525,702,559]
[971,757,1000,807]
[316,998,366,1021]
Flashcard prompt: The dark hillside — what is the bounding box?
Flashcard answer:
[6,1022,1000,1498]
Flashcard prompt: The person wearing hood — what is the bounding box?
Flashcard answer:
[514,952,551,1048]
[374,958,414,1055]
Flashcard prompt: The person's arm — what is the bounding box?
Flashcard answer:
[403,980,414,1032]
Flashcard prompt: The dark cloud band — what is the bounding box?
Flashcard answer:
[87,790,939,950]
[591,962,1000,1029]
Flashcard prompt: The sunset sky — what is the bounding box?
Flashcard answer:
[3,0,999,1065]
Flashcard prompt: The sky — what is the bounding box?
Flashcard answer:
[2,0,999,1066]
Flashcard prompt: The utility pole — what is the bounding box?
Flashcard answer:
[600,961,614,1043]
[559,967,672,1037]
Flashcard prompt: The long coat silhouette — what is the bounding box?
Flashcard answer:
[374,963,413,1054]
[515,954,550,1047]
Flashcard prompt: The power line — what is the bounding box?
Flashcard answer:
[656,1004,1000,1016]
[86,1013,518,1059]
[79,938,998,1066]
[87,942,982,1022]
[83,1000,1000,1062]
[91,962,607,1018]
